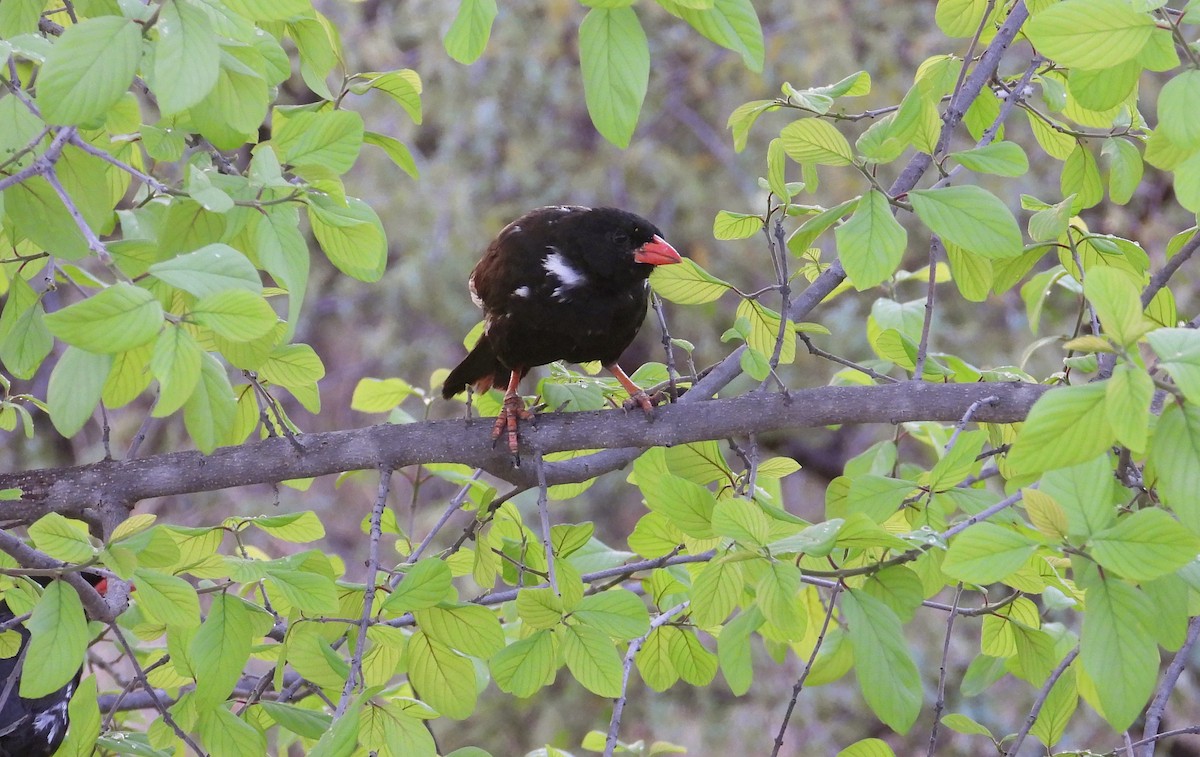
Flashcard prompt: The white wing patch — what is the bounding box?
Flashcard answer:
[513,286,531,298]
[544,249,586,301]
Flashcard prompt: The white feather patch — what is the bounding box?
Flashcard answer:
[513,286,531,298]
[543,249,586,289]
[468,274,483,308]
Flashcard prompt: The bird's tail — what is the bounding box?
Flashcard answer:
[442,337,510,399]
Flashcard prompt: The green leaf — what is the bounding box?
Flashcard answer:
[132,567,202,627]
[191,593,256,710]
[560,623,623,697]
[1103,138,1144,206]
[154,0,220,115]
[780,119,854,166]
[835,189,907,290]
[736,299,795,364]
[1150,403,1200,533]
[20,581,88,698]
[414,603,504,658]
[713,210,763,240]
[45,283,164,353]
[838,738,896,757]
[246,511,325,542]
[1007,383,1115,474]
[37,16,142,125]
[307,195,388,283]
[573,591,650,640]
[363,131,418,179]
[408,630,478,719]
[1148,328,1200,404]
[640,473,716,538]
[636,625,680,692]
[272,110,364,173]
[258,702,331,741]
[579,7,649,149]
[0,276,53,379]
[382,558,454,615]
[351,377,415,412]
[942,523,1040,584]
[1041,454,1117,537]
[950,141,1029,177]
[1157,70,1200,150]
[149,244,263,299]
[842,589,921,733]
[1062,144,1104,211]
[786,197,859,253]
[671,0,764,72]
[909,185,1023,259]
[756,560,805,639]
[443,0,498,64]
[1080,577,1158,731]
[192,290,278,342]
[183,352,237,453]
[197,702,267,756]
[490,629,557,697]
[1084,267,1149,346]
[1024,0,1155,69]
[188,46,270,149]
[1106,364,1152,453]
[28,513,94,563]
[355,70,423,124]
[47,347,111,437]
[54,675,100,757]
[151,325,203,417]
[935,0,990,38]
[727,99,778,153]
[689,558,742,627]
[1091,508,1200,581]
[1069,60,1140,112]
[649,257,732,304]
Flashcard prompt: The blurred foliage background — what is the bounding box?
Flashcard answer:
[6,0,1200,753]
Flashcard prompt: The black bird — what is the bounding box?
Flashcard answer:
[0,574,107,757]
[442,205,682,452]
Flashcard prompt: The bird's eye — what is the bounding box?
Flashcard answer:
[612,231,630,245]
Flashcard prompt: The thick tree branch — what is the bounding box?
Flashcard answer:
[0,383,1048,522]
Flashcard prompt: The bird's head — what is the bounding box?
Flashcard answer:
[565,207,681,281]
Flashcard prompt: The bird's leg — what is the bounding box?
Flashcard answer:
[606,363,657,415]
[491,369,533,454]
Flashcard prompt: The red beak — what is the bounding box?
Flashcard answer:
[634,235,682,266]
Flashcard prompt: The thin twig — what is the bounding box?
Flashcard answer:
[1004,646,1080,757]
[771,582,843,756]
[533,450,558,596]
[604,601,690,757]
[796,332,898,383]
[67,132,170,194]
[1142,231,1200,309]
[401,468,482,570]
[944,395,999,452]
[927,584,964,756]
[913,236,941,380]
[335,466,392,717]
[111,625,205,755]
[1139,615,1200,757]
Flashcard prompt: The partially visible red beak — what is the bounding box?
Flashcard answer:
[634,235,682,266]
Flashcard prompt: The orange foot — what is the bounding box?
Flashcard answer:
[491,392,535,455]
[621,389,664,415]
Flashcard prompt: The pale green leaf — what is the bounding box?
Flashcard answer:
[909,185,1023,259]
[37,16,141,125]
[579,7,649,149]
[45,283,164,353]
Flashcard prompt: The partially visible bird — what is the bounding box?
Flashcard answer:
[442,205,682,454]
[0,573,108,757]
